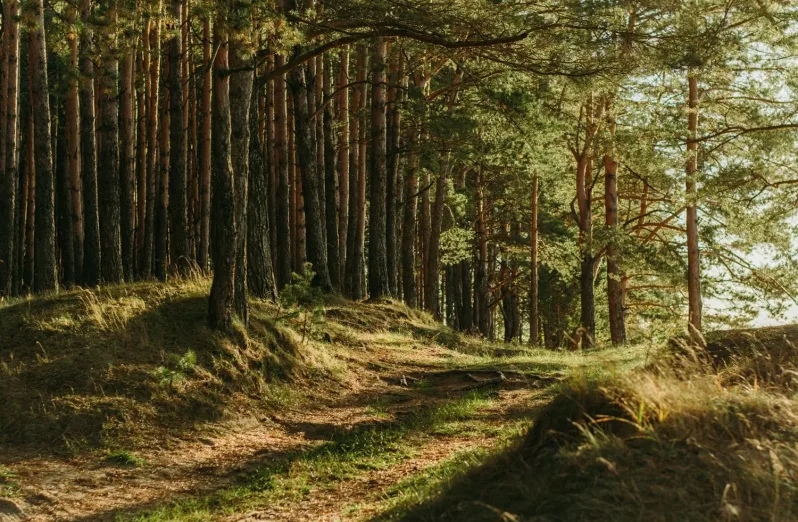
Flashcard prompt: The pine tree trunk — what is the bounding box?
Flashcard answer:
[247,80,278,301]
[386,55,402,296]
[197,17,212,271]
[229,36,253,322]
[143,7,162,278]
[400,131,418,307]
[65,5,83,282]
[274,55,292,289]
[167,0,188,274]
[337,47,350,285]
[120,52,136,282]
[208,25,236,331]
[475,169,489,337]
[367,39,391,299]
[136,21,150,277]
[29,0,58,292]
[529,175,540,345]
[425,171,446,318]
[686,73,702,333]
[288,61,333,291]
[603,97,626,345]
[323,53,340,291]
[344,46,367,299]
[266,56,277,266]
[0,0,20,296]
[55,110,75,286]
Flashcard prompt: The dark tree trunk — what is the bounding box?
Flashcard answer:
[274,55,292,289]
[229,37,253,322]
[65,5,83,282]
[0,0,20,296]
[120,52,136,282]
[197,17,212,271]
[686,73,702,334]
[288,61,332,291]
[55,109,75,286]
[143,8,162,278]
[367,39,391,299]
[167,0,188,274]
[344,46,367,299]
[400,132,418,307]
[425,171,446,318]
[475,169,489,337]
[337,48,350,285]
[248,81,278,301]
[529,175,540,345]
[208,27,236,331]
[154,59,170,281]
[29,0,58,292]
[604,97,626,345]
[323,53,340,291]
[460,259,473,331]
[386,55,403,296]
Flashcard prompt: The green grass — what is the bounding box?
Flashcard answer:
[124,391,497,521]
[105,449,146,468]
[0,465,20,497]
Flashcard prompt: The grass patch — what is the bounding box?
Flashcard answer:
[124,391,496,521]
[0,465,20,497]
[105,449,146,468]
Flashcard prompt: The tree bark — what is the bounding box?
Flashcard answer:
[529,175,539,345]
[603,96,626,345]
[686,73,702,333]
[208,25,236,331]
[386,54,403,296]
[197,17,212,271]
[65,4,83,283]
[274,55,292,289]
[55,110,75,286]
[229,35,253,322]
[475,169,489,337]
[288,61,333,291]
[368,38,391,299]
[0,0,20,296]
[120,51,136,282]
[401,131,419,307]
[167,0,188,274]
[29,0,58,292]
[344,45,367,299]
[337,47,350,285]
[323,53,340,291]
[425,171,446,318]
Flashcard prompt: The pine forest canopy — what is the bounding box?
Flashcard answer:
[0,0,797,346]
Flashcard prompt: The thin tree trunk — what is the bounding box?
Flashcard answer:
[65,4,83,283]
[197,17,212,271]
[55,109,75,286]
[208,23,236,331]
[401,131,418,307]
[143,7,162,277]
[274,55,292,289]
[529,175,539,345]
[475,169,489,337]
[167,0,188,274]
[337,47,349,285]
[136,20,150,277]
[425,170,446,318]
[603,96,626,345]
[323,53,340,291]
[344,46,367,299]
[155,56,170,281]
[29,0,58,292]
[686,73,702,333]
[0,0,20,296]
[386,54,402,296]
[120,51,136,282]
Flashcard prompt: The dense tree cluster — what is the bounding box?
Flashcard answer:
[1,0,797,344]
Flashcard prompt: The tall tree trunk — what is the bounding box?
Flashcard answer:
[288,62,332,291]
[386,54,402,296]
[120,51,136,282]
[65,4,83,283]
[29,0,58,292]
[266,56,277,267]
[143,5,162,278]
[274,55,292,289]
[337,47,349,285]
[401,131,419,307]
[368,39,391,299]
[155,58,170,281]
[686,73,702,333]
[55,110,75,286]
[167,0,188,274]
[248,80,278,301]
[208,24,236,331]
[425,171,446,318]
[475,169,490,337]
[136,20,150,277]
[197,17,212,271]
[529,175,539,345]
[0,0,20,296]
[229,35,253,322]
[419,169,431,306]
[323,53,340,291]
[344,46,367,299]
[603,96,626,345]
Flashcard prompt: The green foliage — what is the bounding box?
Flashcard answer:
[152,349,197,390]
[104,449,146,468]
[278,262,325,342]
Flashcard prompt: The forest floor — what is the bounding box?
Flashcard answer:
[0,279,641,521]
[3,280,796,521]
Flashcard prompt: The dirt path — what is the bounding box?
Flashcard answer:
[0,353,546,522]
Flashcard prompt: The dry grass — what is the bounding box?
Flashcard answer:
[377,327,798,522]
